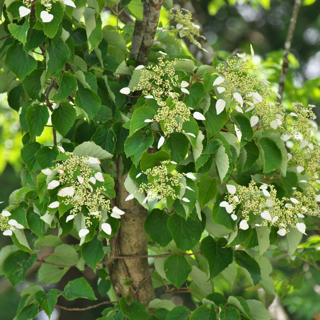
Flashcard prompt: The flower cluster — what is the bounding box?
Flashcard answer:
[1,209,25,236]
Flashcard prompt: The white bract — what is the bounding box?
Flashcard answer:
[233,93,243,106]
[250,92,262,103]
[181,81,189,88]
[300,140,308,149]
[235,105,243,113]
[136,173,142,178]
[95,172,104,182]
[193,112,205,121]
[19,6,31,18]
[79,229,89,238]
[2,211,11,217]
[250,116,259,127]
[182,198,190,202]
[261,210,272,221]
[181,88,190,94]
[111,206,125,219]
[158,136,165,149]
[102,223,112,235]
[64,0,76,7]
[297,166,304,173]
[272,216,278,223]
[213,76,224,86]
[270,119,282,129]
[217,87,225,93]
[216,99,226,115]
[48,201,59,208]
[277,228,286,236]
[90,212,99,215]
[58,187,75,197]
[66,215,74,222]
[231,214,238,221]
[250,44,254,58]
[290,198,299,204]
[239,220,249,230]
[226,185,236,194]
[47,180,60,189]
[234,125,242,142]
[237,53,246,58]
[77,176,84,184]
[186,132,196,138]
[90,177,96,185]
[57,146,65,153]
[125,194,135,201]
[145,95,154,99]
[135,65,144,70]
[296,222,306,235]
[41,168,52,175]
[88,157,101,164]
[40,10,54,23]
[144,119,153,123]
[185,173,196,180]
[120,87,130,95]
[3,230,13,236]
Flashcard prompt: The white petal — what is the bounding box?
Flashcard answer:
[182,197,190,202]
[250,116,259,127]
[213,76,224,86]
[181,81,189,88]
[176,23,183,29]
[101,223,112,235]
[120,87,130,95]
[193,112,206,121]
[19,6,31,18]
[144,119,153,123]
[8,219,18,226]
[316,195,320,202]
[95,172,104,182]
[64,0,76,7]
[145,95,154,99]
[277,228,286,236]
[219,201,229,207]
[111,212,121,219]
[251,92,262,104]
[233,93,243,106]
[66,215,74,222]
[112,206,125,215]
[125,194,135,201]
[296,222,306,235]
[90,211,99,215]
[90,177,96,184]
[186,132,196,138]
[216,99,226,115]
[15,223,24,230]
[263,190,270,197]
[79,229,89,238]
[235,105,243,113]
[250,44,254,58]
[58,146,65,153]
[266,199,273,207]
[290,112,297,117]
[226,184,236,194]
[300,140,308,149]
[135,65,144,70]
[142,196,148,204]
[287,153,292,160]
[231,214,238,221]
[77,176,84,184]
[168,92,175,99]
[290,198,299,204]
[58,169,65,175]
[58,187,75,197]
[159,51,167,55]
[308,143,314,150]
[2,211,11,217]
[186,186,194,192]
[296,166,304,173]
[136,173,142,178]
[47,180,60,190]
[259,184,268,190]
[272,216,278,223]
[171,161,177,164]
[88,157,101,164]
[245,106,255,112]
[261,210,272,221]
[40,10,54,23]
[299,180,307,183]
[217,87,225,93]
[48,201,59,208]
[302,206,308,212]
[226,205,233,213]
[297,213,305,218]
[270,120,279,130]
[181,88,190,94]
[234,125,242,142]
[255,224,262,227]
[282,134,291,141]
[185,173,196,180]
[3,230,13,236]
[237,53,246,58]
[42,169,53,175]
[280,223,285,227]
[234,196,239,202]
[239,220,249,230]
[157,136,165,149]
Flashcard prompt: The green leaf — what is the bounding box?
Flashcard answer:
[0,245,18,276]
[126,0,143,20]
[12,229,31,252]
[5,41,37,80]
[82,237,104,269]
[215,145,230,182]
[149,299,175,311]
[98,279,111,297]
[22,68,44,100]
[73,141,113,159]
[140,150,170,171]
[233,114,253,142]
[35,147,59,169]
[185,82,206,109]
[27,212,44,239]
[25,26,46,52]
[125,128,154,166]
[119,298,149,320]
[246,300,271,320]
[190,306,217,320]
[167,214,202,251]
[35,1,64,38]
[286,225,303,257]
[3,251,37,286]
[234,251,261,285]
[38,263,69,285]
[200,237,233,278]
[256,226,270,256]
[205,98,228,138]
[144,209,172,247]
[102,27,128,52]
[75,87,101,120]
[239,141,259,173]
[166,306,189,320]
[219,307,240,320]
[26,104,49,139]
[197,176,217,208]
[47,244,78,265]
[130,106,156,136]
[52,103,76,136]
[84,8,103,52]
[53,72,77,101]
[163,133,189,163]
[61,278,97,301]
[21,142,41,172]
[189,266,213,298]
[34,235,63,249]
[35,289,58,318]
[46,38,70,78]
[281,171,298,194]
[8,19,29,45]
[16,304,39,320]
[164,255,192,288]
[258,137,282,173]
[227,296,250,318]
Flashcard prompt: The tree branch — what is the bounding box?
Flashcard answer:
[55,301,117,311]
[277,0,301,103]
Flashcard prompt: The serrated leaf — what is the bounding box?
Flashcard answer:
[166,306,189,320]
[227,296,250,318]
[205,98,228,138]
[215,145,229,182]
[52,103,76,136]
[258,137,282,173]
[75,87,101,120]
[219,307,240,320]
[35,147,59,168]
[81,237,104,269]
[21,142,41,172]
[233,114,253,142]
[198,176,217,208]
[35,289,58,318]
[8,19,29,45]
[84,8,103,52]
[164,255,192,288]
[286,225,303,257]
[61,278,97,301]
[234,251,261,285]
[130,106,156,136]
[126,0,143,20]
[73,141,112,159]
[190,305,217,320]
[53,72,77,101]
[119,298,149,320]
[162,132,189,164]
[246,300,271,320]
[26,104,49,139]
[140,150,170,171]
[240,141,259,173]
[256,226,270,256]
[22,68,44,100]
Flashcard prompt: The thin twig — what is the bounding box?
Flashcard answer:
[0,35,11,41]
[278,0,301,103]
[226,48,240,61]
[46,78,57,146]
[36,258,76,268]
[55,301,117,311]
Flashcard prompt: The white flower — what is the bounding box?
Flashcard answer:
[181,88,190,95]
[277,228,286,236]
[226,185,236,194]
[77,176,84,184]
[64,0,76,7]
[270,119,282,129]
[235,105,243,113]
[112,206,125,217]
[296,222,306,235]
[181,81,189,88]
[193,112,206,121]
[3,230,13,236]
[88,157,101,164]
[263,189,270,197]
[226,204,233,213]
[250,116,259,127]
[48,201,59,208]
[176,23,183,29]
[136,173,142,178]
[158,136,165,149]
[216,99,226,115]
[234,196,239,202]
[159,51,167,55]
[79,229,89,238]
[171,161,177,164]
[186,133,196,138]
[40,10,54,23]
[300,140,308,149]
[102,223,112,235]
[120,87,130,95]
[41,169,52,175]
[266,199,273,207]
[217,87,225,93]
[125,194,135,201]
[297,213,305,218]
[66,215,74,222]
[287,153,292,161]
[219,201,229,207]
[251,92,262,104]
[186,186,194,192]
[231,214,238,221]
[2,211,11,217]
[19,6,31,18]
[95,172,104,182]
[58,187,75,197]
[213,76,224,86]
[261,210,272,221]
[90,177,96,184]
[250,44,254,58]
[239,220,249,230]
[47,180,60,190]
[290,198,299,204]
[182,197,190,202]
[234,125,242,142]
[233,93,243,106]
[237,53,246,58]
[290,112,297,117]
[8,219,18,226]
[135,65,144,70]
[185,173,196,180]
[144,119,153,123]
[272,216,278,223]
[58,169,65,175]
[296,166,304,173]
[58,146,65,153]
[145,95,154,99]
